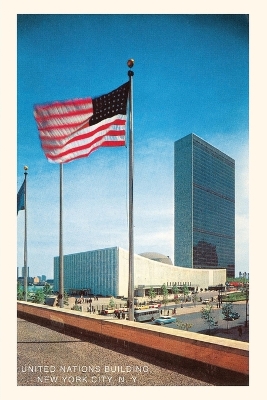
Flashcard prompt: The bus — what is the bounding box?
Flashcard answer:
[132,308,160,322]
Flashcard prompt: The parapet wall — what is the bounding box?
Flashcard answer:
[17,301,249,385]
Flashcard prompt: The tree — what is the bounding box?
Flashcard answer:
[176,319,193,331]
[221,302,234,331]
[161,283,169,313]
[201,305,218,334]
[172,283,180,311]
[17,282,24,301]
[242,283,249,327]
[63,290,69,306]
[148,286,156,303]
[181,283,190,302]
[192,292,197,307]
[109,296,116,308]
[43,283,53,296]
[30,289,45,304]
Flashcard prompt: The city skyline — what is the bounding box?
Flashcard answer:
[16,14,248,279]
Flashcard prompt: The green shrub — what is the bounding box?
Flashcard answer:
[222,292,246,302]
[72,304,82,311]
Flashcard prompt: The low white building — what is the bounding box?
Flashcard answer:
[53,246,226,297]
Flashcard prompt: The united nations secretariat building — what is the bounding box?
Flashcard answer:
[53,246,226,297]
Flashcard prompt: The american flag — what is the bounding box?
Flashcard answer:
[33,82,130,163]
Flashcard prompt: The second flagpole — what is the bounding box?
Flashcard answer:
[23,166,28,301]
[127,59,134,321]
[59,163,64,307]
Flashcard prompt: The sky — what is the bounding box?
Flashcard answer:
[15,14,249,279]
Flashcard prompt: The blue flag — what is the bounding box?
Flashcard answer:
[17,180,25,214]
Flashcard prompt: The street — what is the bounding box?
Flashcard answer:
[148,302,247,335]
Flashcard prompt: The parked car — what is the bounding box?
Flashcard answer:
[102,308,115,315]
[154,316,177,325]
[223,312,240,321]
[202,299,210,304]
[135,305,150,310]
[148,303,161,308]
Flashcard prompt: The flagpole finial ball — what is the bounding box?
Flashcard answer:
[24,166,28,171]
[127,59,134,68]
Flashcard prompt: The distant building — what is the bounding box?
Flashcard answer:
[174,133,235,277]
[53,246,226,297]
[17,276,34,285]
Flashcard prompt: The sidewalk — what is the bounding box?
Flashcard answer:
[210,324,249,342]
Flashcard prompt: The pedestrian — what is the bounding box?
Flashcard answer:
[238,326,242,337]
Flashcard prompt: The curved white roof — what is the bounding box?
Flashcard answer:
[139,252,173,265]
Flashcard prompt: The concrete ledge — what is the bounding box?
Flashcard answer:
[17,301,249,385]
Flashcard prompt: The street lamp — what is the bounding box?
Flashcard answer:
[243,272,249,327]
[217,283,223,308]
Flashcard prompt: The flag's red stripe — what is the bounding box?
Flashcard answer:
[34,97,92,111]
[34,108,93,123]
[37,120,90,132]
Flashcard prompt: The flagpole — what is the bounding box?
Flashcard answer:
[23,166,28,301]
[127,59,134,321]
[59,163,64,307]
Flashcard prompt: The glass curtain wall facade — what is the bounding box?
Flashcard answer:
[54,247,119,295]
[174,133,235,277]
